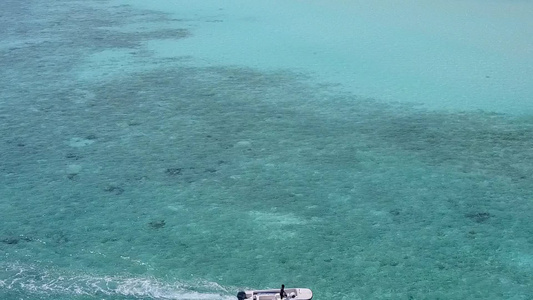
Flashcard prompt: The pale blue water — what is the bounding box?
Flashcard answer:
[1,1,532,300]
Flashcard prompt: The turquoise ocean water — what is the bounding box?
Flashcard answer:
[1,0,532,299]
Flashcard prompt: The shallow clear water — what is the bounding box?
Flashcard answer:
[1,1,532,299]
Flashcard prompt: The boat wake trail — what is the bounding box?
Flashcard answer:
[0,263,235,300]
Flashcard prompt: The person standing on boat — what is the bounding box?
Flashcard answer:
[280,284,287,299]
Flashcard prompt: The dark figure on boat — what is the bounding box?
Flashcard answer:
[280,284,287,299]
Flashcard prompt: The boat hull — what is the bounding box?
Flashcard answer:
[237,288,313,300]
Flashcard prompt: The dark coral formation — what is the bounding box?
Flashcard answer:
[1,237,19,245]
[103,185,125,195]
[465,212,493,223]
[148,220,166,229]
[1,236,32,245]
[165,168,182,176]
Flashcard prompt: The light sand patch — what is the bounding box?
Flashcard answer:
[66,164,82,175]
[248,210,306,240]
[76,49,137,82]
[234,140,252,148]
[514,252,533,269]
[68,137,95,147]
[249,211,306,226]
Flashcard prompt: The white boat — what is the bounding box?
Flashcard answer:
[237,288,313,300]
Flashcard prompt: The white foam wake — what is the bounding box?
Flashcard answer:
[0,263,235,300]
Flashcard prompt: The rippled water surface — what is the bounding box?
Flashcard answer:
[1,1,532,299]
